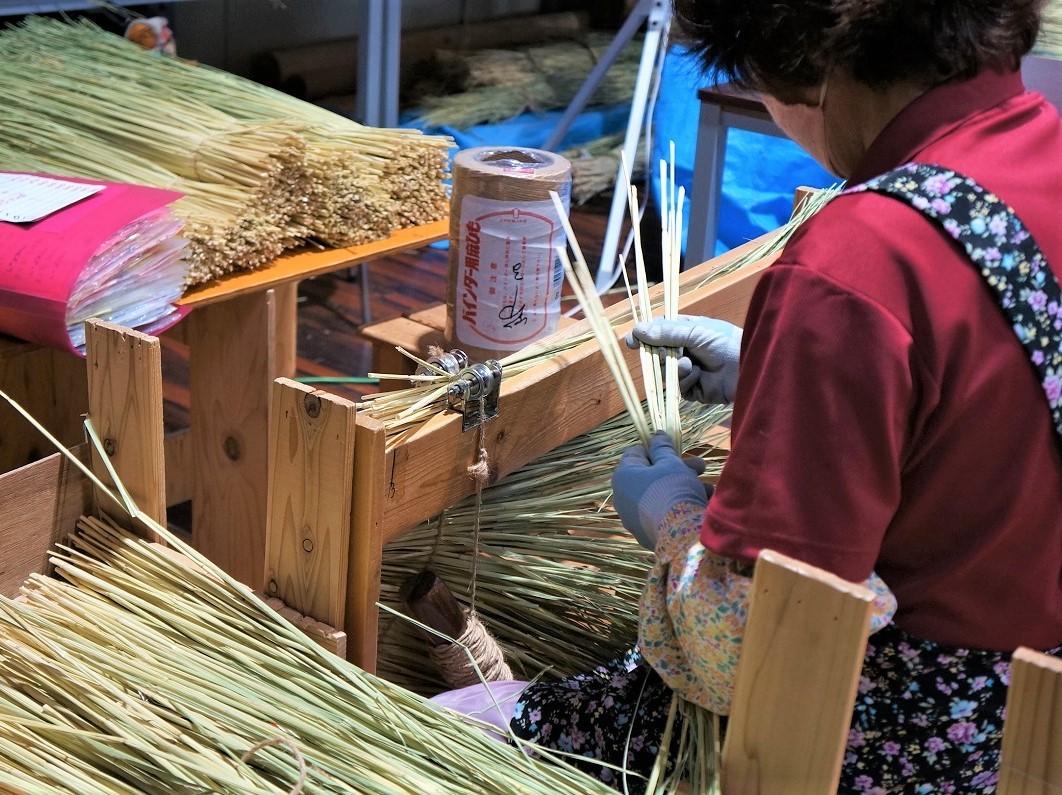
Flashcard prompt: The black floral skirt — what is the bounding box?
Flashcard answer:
[510,625,1062,794]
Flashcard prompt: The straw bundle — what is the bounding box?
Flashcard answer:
[0,400,621,794]
[562,133,647,205]
[1037,0,1062,58]
[0,17,451,285]
[413,33,642,129]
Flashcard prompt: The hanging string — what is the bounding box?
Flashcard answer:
[466,393,491,614]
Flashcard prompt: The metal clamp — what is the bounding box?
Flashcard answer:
[415,349,468,379]
[414,348,503,430]
[447,359,503,431]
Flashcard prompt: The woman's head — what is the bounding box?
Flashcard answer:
[674,0,1044,101]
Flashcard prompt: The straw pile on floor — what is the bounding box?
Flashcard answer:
[0,509,619,794]
[0,17,451,286]
[411,33,642,129]
[563,133,646,204]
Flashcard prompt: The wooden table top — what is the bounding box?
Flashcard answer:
[179,219,449,308]
[697,83,770,116]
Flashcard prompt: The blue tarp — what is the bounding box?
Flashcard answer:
[403,43,836,256]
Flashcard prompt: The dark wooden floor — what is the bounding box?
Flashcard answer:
[161,203,617,426]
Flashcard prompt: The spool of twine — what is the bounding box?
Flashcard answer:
[430,611,514,689]
[446,146,572,362]
[404,569,513,689]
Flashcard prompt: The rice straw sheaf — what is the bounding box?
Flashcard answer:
[0,391,622,795]
[0,17,452,284]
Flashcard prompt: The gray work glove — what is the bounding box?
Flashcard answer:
[626,316,743,404]
[611,431,711,550]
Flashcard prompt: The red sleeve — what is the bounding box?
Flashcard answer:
[702,262,921,583]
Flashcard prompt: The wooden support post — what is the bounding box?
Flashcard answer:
[274,282,299,380]
[998,647,1062,795]
[346,414,388,670]
[85,320,167,526]
[263,378,357,629]
[187,290,276,585]
[722,549,875,795]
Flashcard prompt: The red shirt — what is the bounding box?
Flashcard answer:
[703,68,1062,651]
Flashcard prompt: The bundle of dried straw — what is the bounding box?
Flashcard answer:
[413,33,642,129]
[0,393,620,795]
[0,17,451,286]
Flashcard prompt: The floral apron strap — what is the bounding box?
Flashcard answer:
[846,162,1062,439]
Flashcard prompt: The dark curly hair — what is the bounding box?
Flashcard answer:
[673,0,1045,98]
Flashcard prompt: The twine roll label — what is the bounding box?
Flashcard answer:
[448,147,572,355]
[455,195,567,349]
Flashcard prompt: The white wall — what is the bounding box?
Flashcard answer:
[169,0,541,74]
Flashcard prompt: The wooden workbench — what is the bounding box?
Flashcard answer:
[0,219,447,589]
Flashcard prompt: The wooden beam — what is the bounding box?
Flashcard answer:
[721,550,874,795]
[346,415,388,670]
[85,320,167,526]
[263,378,357,629]
[998,646,1062,795]
[371,250,776,543]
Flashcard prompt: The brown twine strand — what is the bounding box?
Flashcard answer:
[430,609,514,689]
[240,736,308,795]
[466,394,491,613]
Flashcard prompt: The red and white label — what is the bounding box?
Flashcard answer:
[455,195,567,350]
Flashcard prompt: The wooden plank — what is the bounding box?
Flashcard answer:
[372,251,776,542]
[361,316,449,382]
[0,446,93,597]
[164,428,192,507]
[0,343,87,473]
[345,415,388,670]
[179,220,448,308]
[721,550,874,795]
[274,282,299,380]
[188,290,276,585]
[85,320,167,526]
[998,647,1062,795]
[263,378,357,628]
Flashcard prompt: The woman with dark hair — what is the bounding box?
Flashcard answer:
[435,1,1062,791]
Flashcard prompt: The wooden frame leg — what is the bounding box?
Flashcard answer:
[998,647,1062,794]
[187,290,277,585]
